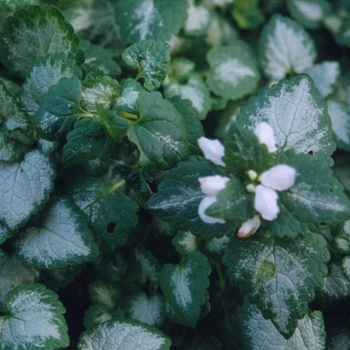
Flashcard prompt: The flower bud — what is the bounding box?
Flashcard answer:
[198,196,226,224]
[246,184,256,193]
[198,137,225,166]
[247,170,258,181]
[237,215,261,238]
[198,175,230,196]
[254,122,277,153]
[260,164,296,191]
[254,185,279,221]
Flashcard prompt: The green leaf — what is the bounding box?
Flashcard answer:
[336,19,350,48]
[164,73,211,120]
[89,280,121,309]
[83,303,115,330]
[69,175,139,253]
[241,300,326,348]
[335,220,350,255]
[81,75,120,113]
[231,0,264,29]
[205,177,255,223]
[122,40,170,91]
[0,223,11,245]
[127,90,189,169]
[0,149,55,232]
[273,154,350,238]
[304,61,340,98]
[126,292,165,327]
[114,78,145,115]
[166,57,196,84]
[321,263,350,299]
[223,121,274,174]
[63,117,116,166]
[0,284,69,350]
[259,14,317,80]
[115,0,188,44]
[135,245,161,283]
[0,0,33,11]
[34,76,90,141]
[160,251,211,328]
[204,235,230,256]
[15,197,99,270]
[78,318,171,350]
[172,231,198,256]
[19,53,79,117]
[287,0,331,29]
[206,46,260,101]
[0,80,35,145]
[223,231,330,338]
[167,95,204,156]
[183,0,211,36]
[0,131,29,163]
[326,99,350,152]
[147,159,233,238]
[327,326,350,350]
[0,5,79,78]
[0,249,40,313]
[236,74,335,165]
[79,39,121,77]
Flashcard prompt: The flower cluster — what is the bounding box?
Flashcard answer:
[197,122,296,237]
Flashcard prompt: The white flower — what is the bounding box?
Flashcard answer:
[198,196,226,224]
[254,165,297,220]
[198,175,230,196]
[237,215,261,238]
[254,185,280,221]
[260,164,296,191]
[254,122,277,153]
[198,137,225,167]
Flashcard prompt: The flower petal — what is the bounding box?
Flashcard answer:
[254,122,277,153]
[260,164,296,191]
[254,185,279,221]
[237,215,261,238]
[198,196,226,224]
[198,137,225,166]
[198,175,230,196]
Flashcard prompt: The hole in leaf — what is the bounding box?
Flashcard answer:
[308,150,314,156]
[329,188,334,192]
[106,222,117,235]
[319,221,328,229]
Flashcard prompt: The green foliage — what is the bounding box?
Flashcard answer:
[1,1,350,349]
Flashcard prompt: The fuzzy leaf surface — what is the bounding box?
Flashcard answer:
[70,176,139,253]
[287,0,331,29]
[115,0,188,44]
[223,231,329,338]
[0,80,35,144]
[259,14,317,80]
[236,74,335,165]
[164,73,211,120]
[34,76,89,141]
[20,53,78,117]
[0,149,55,232]
[78,318,171,350]
[122,40,170,91]
[206,46,260,100]
[0,284,69,350]
[147,159,233,238]
[15,197,99,270]
[63,117,116,166]
[241,301,326,348]
[0,250,39,313]
[0,5,79,78]
[167,95,204,156]
[160,251,211,328]
[127,91,189,169]
[273,154,350,238]
[126,292,165,327]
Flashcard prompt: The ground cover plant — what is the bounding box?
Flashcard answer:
[1,0,350,349]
